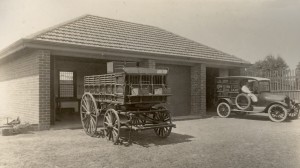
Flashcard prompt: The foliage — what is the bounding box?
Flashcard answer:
[296,62,300,70]
[246,55,289,75]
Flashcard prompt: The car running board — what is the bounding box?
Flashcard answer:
[232,109,263,113]
[232,106,265,113]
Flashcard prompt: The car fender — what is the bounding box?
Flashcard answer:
[265,101,289,112]
[217,98,234,106]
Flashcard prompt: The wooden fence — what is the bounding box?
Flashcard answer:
[241,69,300,101]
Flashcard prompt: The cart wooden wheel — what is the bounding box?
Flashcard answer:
[130,114,146,126]
[217,102,231,118]
[268,104,288,122]
[80,93,98,136]
[235,93,251,110]
[103,109,120,144]
[153,108,172,138]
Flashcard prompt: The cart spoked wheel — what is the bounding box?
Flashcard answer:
[268,104,288,122]
[235,93,251,110]
[131,115,146,126]
[288,107,299,120]
[80,93,98,137]
[103,109,120,144]
[217,102,231,118]
[153,109,172,138]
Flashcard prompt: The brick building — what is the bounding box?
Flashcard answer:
[0,15,249,130]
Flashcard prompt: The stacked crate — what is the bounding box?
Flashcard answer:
[126,73,171,105]
[84,67,171,106]
[84,73,125,104]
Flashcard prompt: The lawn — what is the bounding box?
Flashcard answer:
[1,114,300,168]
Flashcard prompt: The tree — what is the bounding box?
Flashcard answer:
[296,61,300,82]
[296,62,300,70]
[255,55,288,72]
[246,55,289,76]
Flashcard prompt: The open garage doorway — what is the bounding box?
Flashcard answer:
[51,56,107,129]
[206,67,219,113]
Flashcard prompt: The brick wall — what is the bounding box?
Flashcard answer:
[38,50,51,130]
[229,68,243,76]
[219,68,229,77]
[191,64,206,116]
[0,51,40,125]
[139,59,156,69]
[0,50,51,130]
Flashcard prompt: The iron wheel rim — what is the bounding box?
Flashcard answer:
[80,93,98,136]
[153,107,172,138]
[103,109,120,144]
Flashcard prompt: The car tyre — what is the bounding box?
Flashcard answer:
[217,102,231,118]
[287,108,299,120]
[268,104,288,122]
[235,93,251,110]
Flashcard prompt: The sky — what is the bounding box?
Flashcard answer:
[0,0,299,68]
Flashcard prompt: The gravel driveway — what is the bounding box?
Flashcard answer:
[1,114,300,168]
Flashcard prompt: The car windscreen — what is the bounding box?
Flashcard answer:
[259,81,270,92]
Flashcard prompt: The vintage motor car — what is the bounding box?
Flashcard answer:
[216,76,300,122]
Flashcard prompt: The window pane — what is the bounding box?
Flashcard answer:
[59,71,74,97]
[60,71,73,81]
[259,81,270,92]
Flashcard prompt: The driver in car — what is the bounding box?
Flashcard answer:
[241,80,258,103]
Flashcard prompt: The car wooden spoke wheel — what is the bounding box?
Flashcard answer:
[217,102,231,118]
[80,93,98,136]
[235,93,251,110]
[287,107,299,120]
[268,104,288,122]
[153,109,172,138]
[103,109,120,144]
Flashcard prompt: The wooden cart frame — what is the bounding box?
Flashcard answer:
[80,67,176,144]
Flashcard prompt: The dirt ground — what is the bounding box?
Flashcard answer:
[1,113,300,168]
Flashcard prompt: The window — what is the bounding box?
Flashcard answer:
[259,81,270,92]
[59,71,76,98]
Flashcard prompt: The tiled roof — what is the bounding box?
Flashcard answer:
[32,15,249,64]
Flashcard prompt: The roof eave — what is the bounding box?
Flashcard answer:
[0,39,29,60]
[0,39,250,68]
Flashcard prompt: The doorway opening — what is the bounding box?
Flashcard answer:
[206,67,219,113]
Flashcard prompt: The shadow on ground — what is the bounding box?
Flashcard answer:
[230,114,270,121]
[92,128,194,147]
[124,131,194,147]
[209,112,295,123]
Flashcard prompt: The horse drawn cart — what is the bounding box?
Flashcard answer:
[80,67,176,144]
